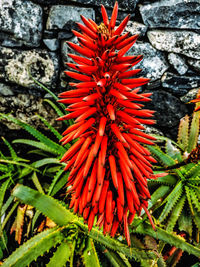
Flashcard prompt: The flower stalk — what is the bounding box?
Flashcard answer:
[58,1,157,245]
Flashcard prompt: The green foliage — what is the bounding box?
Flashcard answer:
[3,183,199,266]
[0,113,66,156]
[46,240,72,267]
[132,221,200,258]
[82,238,101,267]
[0,87,71,262]
[148,143,200,238]
[2,227,67,267]
[147,100,200,241]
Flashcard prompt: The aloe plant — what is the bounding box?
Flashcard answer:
[2,184,200,266]
[141,98,200,266]
[147,99,200,237]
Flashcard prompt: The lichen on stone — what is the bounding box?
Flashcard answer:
[5,50,55,88]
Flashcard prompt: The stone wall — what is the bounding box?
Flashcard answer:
[0,0,200,140]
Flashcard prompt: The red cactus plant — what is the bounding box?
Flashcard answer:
[58,1,158,245]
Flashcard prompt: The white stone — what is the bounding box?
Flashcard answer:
[148,30,200,59]
[168,53,188,75]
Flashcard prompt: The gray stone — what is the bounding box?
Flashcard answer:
[0,83,14,96]
[70,0,139,11]
[58,32,73,40]
[124,21,147,37]
[61,37,79,65]
[162,72,200,93]
[180,88,200,103]
[168,53,188,75]
[148,30,200,59]
[0,0,42,47]
[1,38,23,47]
[145,90,188,128]
[144,126,164,137]
[140,0,200,29]
[0,46,59,90]
[59,71,72,90]
[43,30,57,39]
[46,5,95,30]
[43,39,59,51]
[0,93,61,130]
[146,80,161,90]
[31,0,59,4]
[187,59,200,73]
[128,42,169,81]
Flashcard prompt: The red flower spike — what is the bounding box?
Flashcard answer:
[59,1,157,246]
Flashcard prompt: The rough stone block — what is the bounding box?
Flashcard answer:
[140,0,200,29]
[0,0,43,47]
[148,30,200,59]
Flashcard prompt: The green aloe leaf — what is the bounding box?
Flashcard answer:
[0,180,10,213]
[82,238,101,267]
[12,185,154,260]
[190,188,200,212]
[1,137,18,161]
[12,184,75,225]
[0,159,38,173]
[31,172,44,194]
[158,182,183,223]
[32,158,61,168]
[178,208,193,237]
[133,222,200,258]
[192,206,200,231]
[29,74,58,101]
[188,108,200,153]
[101,246,131,267]
[37,114,62,140]
[43,99,73,126]
[185,186,194,216]
[49,172,68,196]
[148,174,177,186]
[44,98,65,117]
[48,169,65,196]
[0,114,65,155]
[47,241,72,267]
[148,185,171,210]
[18,167,32,179]
[147,145,176,167]
[157,256,167,267]
[13,139,61,156]
[166,195,186,232]
[185,161,200,179]
[1,196,14,217]
[151,134,181,149]
[81,222,155,261]
[2,227,66,267]
[191,263,200,267]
